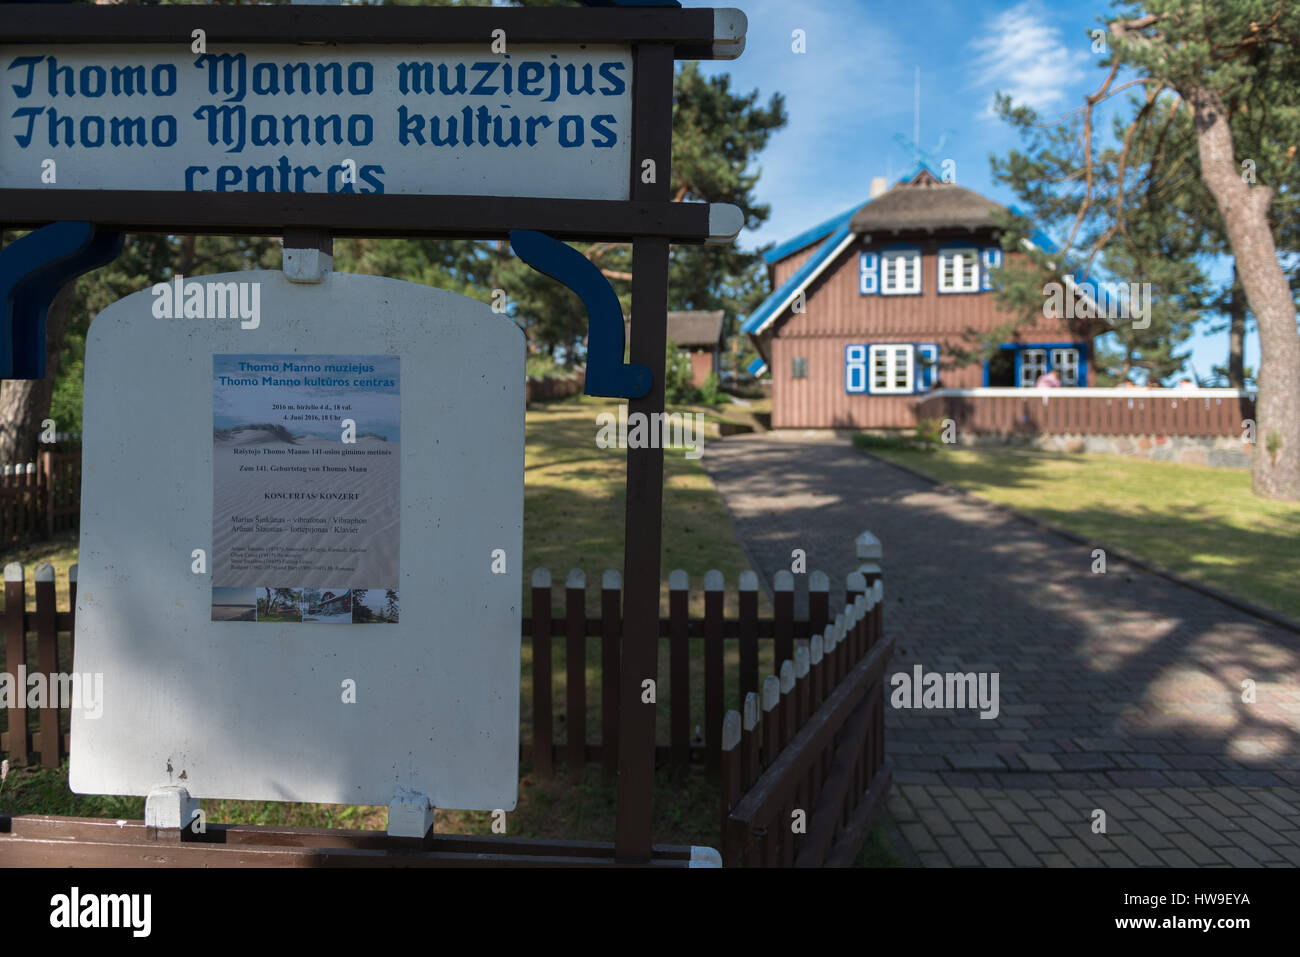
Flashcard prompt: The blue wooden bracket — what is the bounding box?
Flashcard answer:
[1,222,124,380]
[509,229,651,400]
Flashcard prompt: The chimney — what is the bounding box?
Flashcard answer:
[869,176,888,199]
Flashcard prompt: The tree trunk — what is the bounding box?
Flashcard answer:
[1185,86,1300,499]
[0,285,77,463]
[1227,264,1245,388]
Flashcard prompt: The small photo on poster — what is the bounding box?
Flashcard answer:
[302,588,353,623]
[211,587,257,622]
[257,588,304,623]
[352,588,399,624]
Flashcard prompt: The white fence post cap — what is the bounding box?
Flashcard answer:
[856,531,882,561]
[601,568,621,590]
[531,568,551,588]
[773,569,794,591]
[669,569,689,590]
[761,675,781,711]
[738,570,759,591]
[4,562,23,582]
[704,569,724,591]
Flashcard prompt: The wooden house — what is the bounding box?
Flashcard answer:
[743,166,1097,429]
[629,310,725,388]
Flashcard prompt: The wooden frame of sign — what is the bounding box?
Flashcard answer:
[0,3,747,867]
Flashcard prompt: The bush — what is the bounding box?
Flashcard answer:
[698,372,723,407]
[851,432,915,452]
[913,417,944,449]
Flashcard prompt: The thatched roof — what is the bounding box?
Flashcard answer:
[626,310,725,348]
[849,180,1005,235]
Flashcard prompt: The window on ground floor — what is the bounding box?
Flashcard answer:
[1018,348,1048,387]
[1051,348,1080,386]
[869,344,914,394]
[791,356,808,379]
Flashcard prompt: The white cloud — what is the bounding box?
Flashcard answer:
[969,0,1090,117]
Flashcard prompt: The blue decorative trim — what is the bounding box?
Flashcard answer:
[509,229,650,399]
[844,343,868,394]
[741,224,852,334]
[763,206,857,265]
[935,242,980,295]
[1,221,123,380]
[746,356,767,377]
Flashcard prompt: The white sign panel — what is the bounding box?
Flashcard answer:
[70,271,524,810]
[1,43,632,200]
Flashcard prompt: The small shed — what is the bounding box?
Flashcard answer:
[627,310,726,387]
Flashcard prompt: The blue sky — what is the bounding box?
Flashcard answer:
[688,0,1259,383]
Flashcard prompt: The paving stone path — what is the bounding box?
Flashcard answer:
[702,431,1300,867]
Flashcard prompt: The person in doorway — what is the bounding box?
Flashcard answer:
[1034,369,1061,388]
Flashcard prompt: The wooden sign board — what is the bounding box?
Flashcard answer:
[0,43,633,201]
[70,271,525,810]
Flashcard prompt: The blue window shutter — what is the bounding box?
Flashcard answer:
[845,344,868,393]
[915,343,939,392]
[980,247,1002,290]
[858,252,878,295]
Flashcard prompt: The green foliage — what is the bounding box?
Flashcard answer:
[664,339,701,405]
[913,417,944,449]
[852,432,919,453]
[698,372,722,407]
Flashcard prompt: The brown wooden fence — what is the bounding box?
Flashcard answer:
[2,532,893,866]
[916,388,1255,437]
[720,571,891,866]
[522,564,856,782]
[0,448,82,547]
[0,562,76,768]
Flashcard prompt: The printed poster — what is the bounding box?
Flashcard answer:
[211,354,400,624]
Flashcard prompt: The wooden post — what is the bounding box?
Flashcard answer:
[738,570,759,705]
[40,451,53,541]
[34,562,59,767]
[565,569,586,783]
[668,569,690,770]
[614,40,674,861]
[600,569,621,781]
[3,563,27,765]
[773,569,794,672]
[809,570,829,639]
[720,709,742,865]
[530,568,553,779]
[703,569,724,779]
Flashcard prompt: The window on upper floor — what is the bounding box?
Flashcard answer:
[938,247,980,293]
[880,249,921,295]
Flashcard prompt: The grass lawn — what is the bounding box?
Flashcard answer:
[1,394,902,864]
[867,445,1300,621]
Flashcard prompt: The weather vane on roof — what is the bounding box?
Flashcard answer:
[891,66,957,181]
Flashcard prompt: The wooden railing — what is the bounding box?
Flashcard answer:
[0,449,82,547]
[720,568,892,867]
[916,388,1255,437]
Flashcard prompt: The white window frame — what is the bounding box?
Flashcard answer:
[880,249,921,295]
[938,247,979,293]
[868,344,914,394]
[1019,348,1048,387]
[1050,348,1080,386]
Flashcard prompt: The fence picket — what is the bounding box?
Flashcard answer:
[738,570,759,706]
[773,570,794,674]
[34,563,59,768]
[809,570,829,639]
[669,569,690,770]
[565,569,586,783]
[530,568,553,779]
[3,563,27,765]
[704,570,724,779]
[600,569,621,780]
